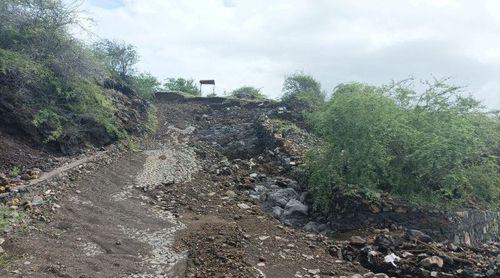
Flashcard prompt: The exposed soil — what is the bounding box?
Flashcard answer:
[0,94,497,278]
[0,96,367,278]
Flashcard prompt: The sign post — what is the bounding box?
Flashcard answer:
[199,80,215,95]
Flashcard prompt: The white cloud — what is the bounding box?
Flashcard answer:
[79,0,500,107]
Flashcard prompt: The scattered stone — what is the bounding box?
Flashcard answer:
[308,269,320,275]
[349,236,366,246]
[225,190,237,198]
[401,251,413,258]
[32,195,43,206]
[237,203,251,210]
[0,174,9,186]
[406,229,432,243]
[420,256,444,268]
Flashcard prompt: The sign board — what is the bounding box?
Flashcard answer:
[199,80,215,85]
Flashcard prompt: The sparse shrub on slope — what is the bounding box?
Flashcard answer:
[230,86,265,100]
[307,80,500,210]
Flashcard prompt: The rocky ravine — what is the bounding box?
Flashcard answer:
[0,93,498,277]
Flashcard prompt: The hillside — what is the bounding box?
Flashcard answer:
[0,1,498,277]
[0,93,497,277]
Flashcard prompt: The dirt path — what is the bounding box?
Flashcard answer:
[1,97,368,278]
[1,126,199,277]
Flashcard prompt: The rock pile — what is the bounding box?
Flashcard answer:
[340,229,499,277]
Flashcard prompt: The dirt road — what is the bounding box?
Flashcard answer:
[1,96,367,277]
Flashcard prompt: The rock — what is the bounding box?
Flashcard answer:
[402,251,413,258]
[271,206,283,218]
[420,256,444,268]
[373,274,389,278]
[308,269,320,275]
[237,203,251,210]
[374,235,395,251]
[257,262,265,267]
[363,272,374,278]
[405,229,432,243]
[249,173,258,178]
[0,238,4,245]
[32,195,43,206]
[267,188,298,207]
[303,221,319,233]
[430,271,438,277]
[225,190,237,198]
[0,246,3,253]
[349,236,366,246]
[351,275,363,278]
[0,174,9,186]
[26,168,42,179]
[283,199,308,217]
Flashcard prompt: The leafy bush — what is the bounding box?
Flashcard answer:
[282,73,325,109]
[130,73,162,101]
[230,86,265,100]
[164,78,201,96]
[307,80,500,210]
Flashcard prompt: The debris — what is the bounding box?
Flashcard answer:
[383,253,400,267]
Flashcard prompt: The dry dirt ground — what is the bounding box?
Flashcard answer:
[0,97,369,277]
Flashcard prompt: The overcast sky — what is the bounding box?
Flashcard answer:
[80,0,500,108]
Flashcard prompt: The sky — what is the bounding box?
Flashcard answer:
[80,0,500,108]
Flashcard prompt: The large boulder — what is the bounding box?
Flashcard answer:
[267,188,299,207]
[281,199,308,227]
[283,199,308,218]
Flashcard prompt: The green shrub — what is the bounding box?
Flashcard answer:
[282,73,325,109]
[164,78,201,96]
[307,80,500,210]
[131,73,162,101]
[230,86,265,100]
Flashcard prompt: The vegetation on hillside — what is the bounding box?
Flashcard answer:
[230,86,265,100]
[304,79,500,210]
[282,73,325,109]
[163,78,201,96]
[0,0,159,154]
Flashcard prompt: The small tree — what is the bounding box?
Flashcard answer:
[163,78,200,96]
[94,39,138,79]
[282,73,325,108]
[230,86,265,100]
[131,73,161,101]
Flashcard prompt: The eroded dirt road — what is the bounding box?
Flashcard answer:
[1,96,367,277]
